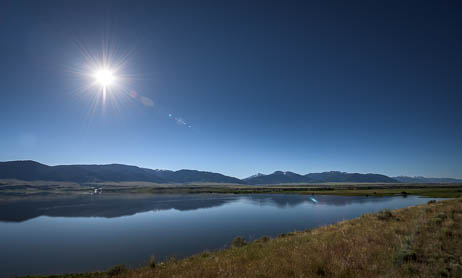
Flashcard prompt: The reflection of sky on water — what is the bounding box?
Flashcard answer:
[0,193,420,222]
[0,194,443,278]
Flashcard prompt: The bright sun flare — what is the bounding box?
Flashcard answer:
[93,68,116,88]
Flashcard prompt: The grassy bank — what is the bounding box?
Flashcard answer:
[120,183,462,198]
[22,197,462,278]
[138,185,462,198]
[306,187,462,198]
[3,180,462,200]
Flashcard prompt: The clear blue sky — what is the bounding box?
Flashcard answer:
[1,0,461,178]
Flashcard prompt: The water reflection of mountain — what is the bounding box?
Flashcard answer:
[0,194,401,222]
[244,194,393,208]
[0,194,238,222]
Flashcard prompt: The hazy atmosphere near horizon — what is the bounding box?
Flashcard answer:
[1,0,461,179]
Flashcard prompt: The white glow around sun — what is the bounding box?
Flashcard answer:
[70,43,136,111]
[93,68,116,88]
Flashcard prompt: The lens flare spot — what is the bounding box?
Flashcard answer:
[130,91,138,99]
[140,96,154,107]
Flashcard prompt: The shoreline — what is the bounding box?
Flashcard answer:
[1,183,462,200]
[18,197,462,278]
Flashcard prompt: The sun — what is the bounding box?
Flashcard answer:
[93,68,116,88]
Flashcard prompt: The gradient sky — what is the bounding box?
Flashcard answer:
[1,0,461,178]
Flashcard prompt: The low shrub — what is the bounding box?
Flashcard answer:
[312,264,328,276]
[437,213,448,220]
[255,235,271,243]
[394,250,417,266]
[107,265,126,277]
[200,251,211,258]
[231,236,248,248]
[277,232,297,238]
[149,255,156,269]
[377,210,394,221]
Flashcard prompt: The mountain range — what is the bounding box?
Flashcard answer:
[243,171,398,184]
[391,176,462,184]
[0,160,461,185]
[0,160,244,184]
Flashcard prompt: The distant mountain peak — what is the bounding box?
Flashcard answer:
[272,171,298,175]
[244,173,264,180]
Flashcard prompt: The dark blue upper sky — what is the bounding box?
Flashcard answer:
[1,0,461,178]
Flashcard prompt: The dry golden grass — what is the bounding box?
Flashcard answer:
[108,198,461,278]
[23,198,462,278]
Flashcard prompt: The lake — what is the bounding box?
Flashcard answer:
[0,193,442,277]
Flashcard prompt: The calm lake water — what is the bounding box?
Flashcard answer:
[0,193,443,277]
